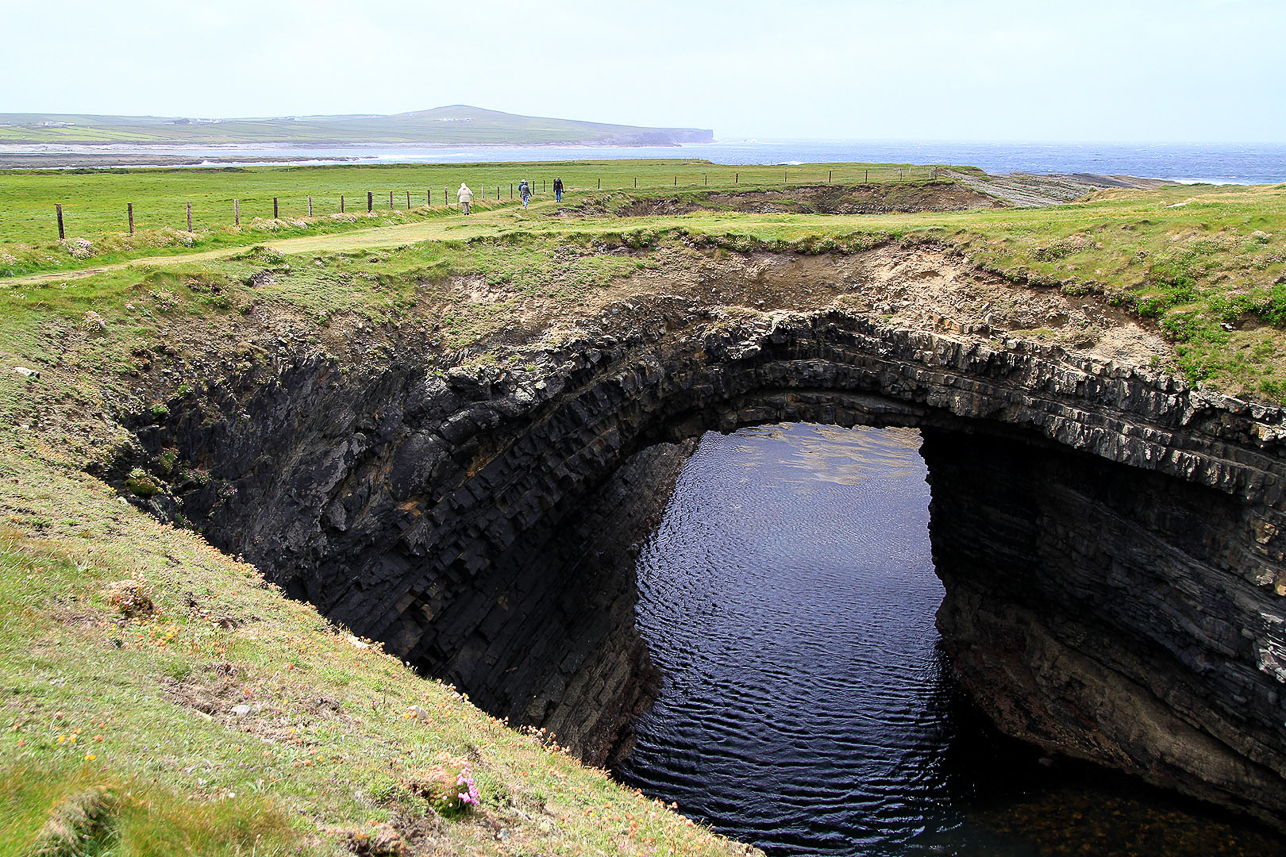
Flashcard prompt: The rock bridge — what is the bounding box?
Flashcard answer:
[128,298,1286,827]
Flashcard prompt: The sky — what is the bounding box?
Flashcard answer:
[2,0,1283,143]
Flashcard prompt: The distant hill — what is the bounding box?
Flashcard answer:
[0,105,713,147]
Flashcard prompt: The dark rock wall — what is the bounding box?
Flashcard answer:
[133,353,688,764]
[123,303,1286,823]
[922,428,1286,820]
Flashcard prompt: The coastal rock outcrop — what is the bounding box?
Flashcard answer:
[119,297,1286,825]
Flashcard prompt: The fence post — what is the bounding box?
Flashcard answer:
[899,169,904,180]
[367,192,373,213]
[704,173,707,186]
[128,203,134,235]
[406,191,411,209]
[444,187,448,206]
[340,195,345,213]
[273,197,279,219]
[597,178,601,189]
[186,201,192,232]
[784,169,788,184]
[735,172,739,184]
[674,176,677,186]
[235,198,240,226]
[427,189,431,206]
[308,196,313,217]
[55,204,64,240]
[865,169,869,183]
[634,177,637,188]
[389,191,394,209]
[828,170,832,183]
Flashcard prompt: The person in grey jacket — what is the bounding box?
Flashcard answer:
[518,179,531,209]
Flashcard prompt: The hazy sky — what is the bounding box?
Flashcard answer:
[3,0,1283,142]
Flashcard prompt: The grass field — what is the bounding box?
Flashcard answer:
[0,160,948,246]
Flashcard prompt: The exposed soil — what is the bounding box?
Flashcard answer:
[571,243,1171,368]
[700,182,1001,215]
[546,182,1002,219]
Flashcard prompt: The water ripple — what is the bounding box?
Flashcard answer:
[615,423,1284,857]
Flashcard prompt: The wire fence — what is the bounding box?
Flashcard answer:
[14,164,949,242]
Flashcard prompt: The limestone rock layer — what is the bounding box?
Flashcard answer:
[121,301,1286,825]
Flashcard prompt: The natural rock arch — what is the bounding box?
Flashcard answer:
[125,300,1286,826]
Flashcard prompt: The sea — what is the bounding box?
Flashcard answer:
[25,140,1286,184]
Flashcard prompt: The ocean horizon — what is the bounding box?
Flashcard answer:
[8,139,1286,184]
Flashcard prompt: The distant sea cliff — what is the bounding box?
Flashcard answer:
[0,104,713,148]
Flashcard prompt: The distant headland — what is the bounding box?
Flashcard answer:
[0,104,714,149]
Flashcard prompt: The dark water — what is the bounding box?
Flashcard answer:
[615,423,1284,857]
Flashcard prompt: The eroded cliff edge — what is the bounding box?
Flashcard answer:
[111,251,1286,827]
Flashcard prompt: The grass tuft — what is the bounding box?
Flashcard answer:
[27,783,117,857]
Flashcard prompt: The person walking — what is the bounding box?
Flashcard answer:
[457,182,474,215]
[518,178,531,210]
[553,177,564,203]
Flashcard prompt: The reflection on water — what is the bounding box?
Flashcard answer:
[615,423,1283,856]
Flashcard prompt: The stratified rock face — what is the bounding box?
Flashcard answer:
[123,301,1286,823]
[923,429,1286,820]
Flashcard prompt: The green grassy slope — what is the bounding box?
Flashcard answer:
[0,105,712,146]
[0,458,742,856]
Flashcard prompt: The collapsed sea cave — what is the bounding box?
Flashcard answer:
[110,293,1286,836]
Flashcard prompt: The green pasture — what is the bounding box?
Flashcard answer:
[0,160,944,245]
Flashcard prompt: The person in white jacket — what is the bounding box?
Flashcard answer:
[457,183,474,215]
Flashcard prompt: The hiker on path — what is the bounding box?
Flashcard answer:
[457,182,474,215]
[518,178,531,209]
[553,177,564,203]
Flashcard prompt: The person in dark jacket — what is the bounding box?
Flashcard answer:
[518,179,531,209]
[553,177,564,203]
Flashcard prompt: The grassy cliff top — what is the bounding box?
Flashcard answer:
[3,170,1283,401]
[1,164,1284,854]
